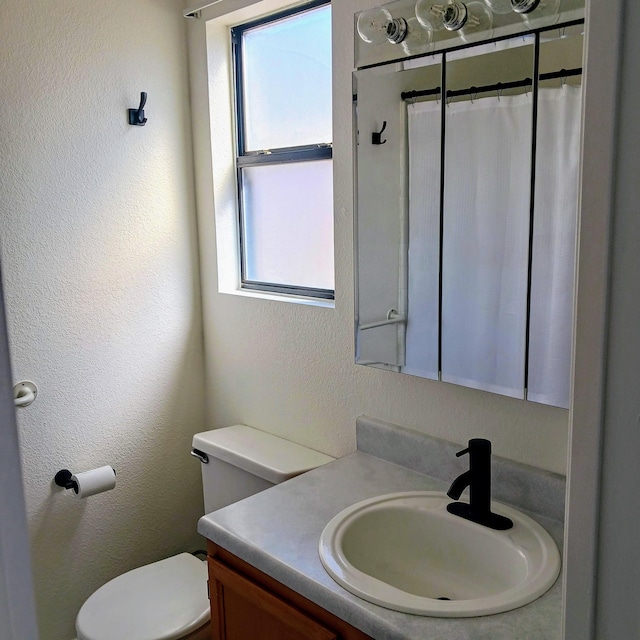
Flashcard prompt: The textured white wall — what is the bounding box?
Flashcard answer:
[0,2,205,639]
[188,0,570,475]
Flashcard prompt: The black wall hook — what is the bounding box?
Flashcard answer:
[372,121,387,145]
[128,92,148,126]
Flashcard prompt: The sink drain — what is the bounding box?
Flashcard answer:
[437,597,451,601]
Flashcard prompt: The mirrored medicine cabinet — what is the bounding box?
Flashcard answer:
[354,5,584,409]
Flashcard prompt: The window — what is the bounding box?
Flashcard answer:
[232,0,334,300]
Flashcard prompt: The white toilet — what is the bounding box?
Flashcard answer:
[75,425,334,640]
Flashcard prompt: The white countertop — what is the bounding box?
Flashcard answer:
[198,450,563,640]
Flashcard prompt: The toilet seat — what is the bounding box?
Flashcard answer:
[76,553,210,640]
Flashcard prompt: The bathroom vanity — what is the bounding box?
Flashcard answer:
[207,542,371,639]
[199,417,565,640]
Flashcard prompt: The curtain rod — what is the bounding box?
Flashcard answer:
[401,67,582,102]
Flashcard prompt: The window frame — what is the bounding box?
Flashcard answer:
[231,0,334,301]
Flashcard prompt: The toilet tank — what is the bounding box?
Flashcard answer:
[192,425,335,514]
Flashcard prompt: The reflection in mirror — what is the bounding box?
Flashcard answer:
[527,26,583,408]
[354,23,583,409]
[355,55,442,374]
[441,37,535,399]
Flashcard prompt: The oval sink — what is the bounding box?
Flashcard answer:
[318,491,560,617]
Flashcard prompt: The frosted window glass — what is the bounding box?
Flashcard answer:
[441,94,533,398]
[242,160,334,290]
[242,5,332,151]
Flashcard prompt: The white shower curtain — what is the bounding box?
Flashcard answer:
[441,92,533,398]
[527,85,582,408]
[405,85,581,406]
[406,100,442,379]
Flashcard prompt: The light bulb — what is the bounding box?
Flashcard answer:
[483,0,514,14]
[415,1,447,31]
[441,1,493,42]
[356,7,408,45]
[357,8,393,44]
[401,16,434,55]
[511,0,561,26]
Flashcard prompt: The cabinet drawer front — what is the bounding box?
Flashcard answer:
[209,558,337,640]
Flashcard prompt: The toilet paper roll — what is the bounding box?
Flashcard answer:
[71,466,116,498]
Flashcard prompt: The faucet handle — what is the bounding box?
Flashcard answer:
[456,438,491,458]
[456,438,492,458]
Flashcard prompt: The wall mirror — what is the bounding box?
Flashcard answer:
[354,17,583,409]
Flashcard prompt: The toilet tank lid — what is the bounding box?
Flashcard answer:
[192,425,335,484]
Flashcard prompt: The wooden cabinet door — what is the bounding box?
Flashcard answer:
[209,557,337,640]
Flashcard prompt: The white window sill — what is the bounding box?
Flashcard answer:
[220,286,335,308]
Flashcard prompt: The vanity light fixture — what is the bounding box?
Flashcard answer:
[356,7,408,44]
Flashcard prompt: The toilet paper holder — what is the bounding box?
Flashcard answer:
[54,469,79,493]
[54,467,117,494]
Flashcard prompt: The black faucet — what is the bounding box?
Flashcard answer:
[446,438,513,530]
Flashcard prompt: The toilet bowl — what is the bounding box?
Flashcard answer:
[75,425,334,640]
